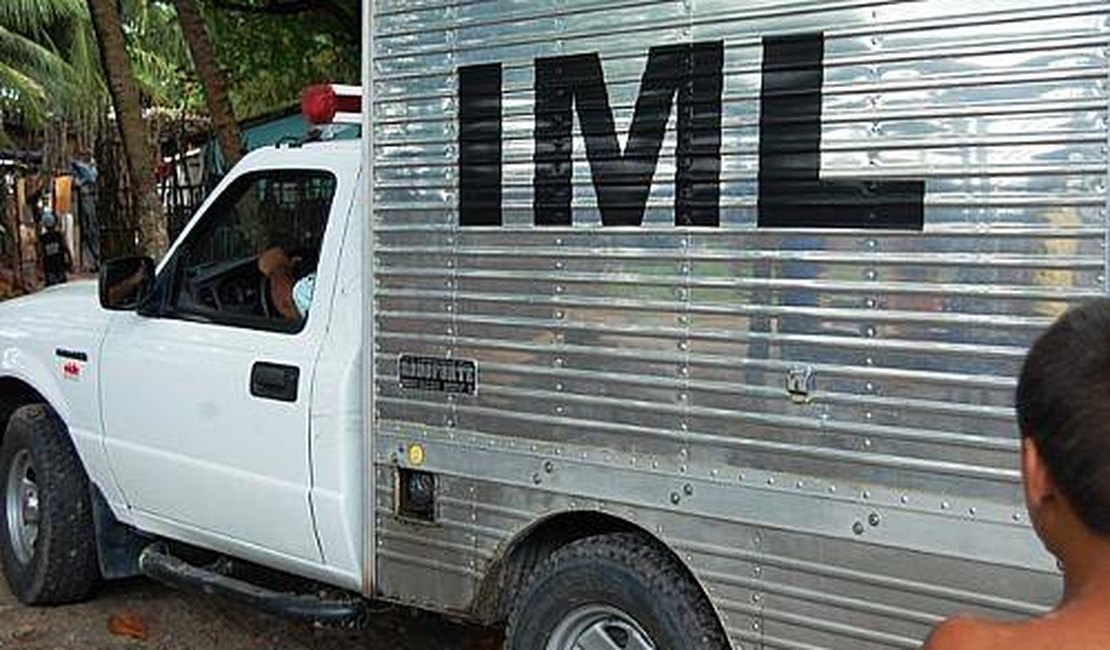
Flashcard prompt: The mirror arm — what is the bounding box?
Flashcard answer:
[138,257,172,318]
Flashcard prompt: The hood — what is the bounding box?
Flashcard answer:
[0,280,100,317]
[0,280,110,349]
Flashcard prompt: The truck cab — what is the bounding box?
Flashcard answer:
[0,138,369,599]
[100,140,366,587]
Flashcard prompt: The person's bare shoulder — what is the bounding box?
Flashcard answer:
[922,616,1008,650]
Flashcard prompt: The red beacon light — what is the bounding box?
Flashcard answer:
[300,84,362,126]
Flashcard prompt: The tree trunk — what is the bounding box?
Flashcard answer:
[86,0,169,258]
[3,178,23,294]
[174,0,244,169]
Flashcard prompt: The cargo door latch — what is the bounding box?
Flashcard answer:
[785,365,815,404]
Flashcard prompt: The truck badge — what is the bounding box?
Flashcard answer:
[62,361,81,381]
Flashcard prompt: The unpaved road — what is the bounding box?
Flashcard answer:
[0,577,501,649]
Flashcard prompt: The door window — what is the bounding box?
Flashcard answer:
[167,170,337,333]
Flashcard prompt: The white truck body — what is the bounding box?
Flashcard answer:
[2,1,1107,648]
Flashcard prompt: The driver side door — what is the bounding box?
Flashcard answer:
[99,167,345,563]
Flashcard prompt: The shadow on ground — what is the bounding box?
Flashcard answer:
[0,577,502,649]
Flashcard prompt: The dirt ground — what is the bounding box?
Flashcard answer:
[0,577,502,650]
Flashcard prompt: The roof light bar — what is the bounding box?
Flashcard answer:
[301,84,362,126]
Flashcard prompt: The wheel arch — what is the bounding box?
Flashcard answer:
[0,343,75,432]
[473,508,730,644]
[0,376,51,446]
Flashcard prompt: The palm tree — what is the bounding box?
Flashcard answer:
[173,0,242,168]
[86,0,168,257]
[2,1,204,140]
[0,1,101,142]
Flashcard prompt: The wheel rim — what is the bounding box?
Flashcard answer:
[546,604,657,650]
[5,449,40,565]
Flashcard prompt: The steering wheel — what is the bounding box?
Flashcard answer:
[259,273,274,318]
[184,272,222,313]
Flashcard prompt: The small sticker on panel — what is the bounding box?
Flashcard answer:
[408,443,426,467]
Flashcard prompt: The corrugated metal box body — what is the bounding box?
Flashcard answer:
[368,1,1108,648]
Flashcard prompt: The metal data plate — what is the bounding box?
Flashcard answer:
[398,355,478,394]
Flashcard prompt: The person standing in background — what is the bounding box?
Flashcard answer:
[53,174,78,271]
[71,155,99,272]
[40,209,71,287]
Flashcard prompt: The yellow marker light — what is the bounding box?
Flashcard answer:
[408,443,426,467]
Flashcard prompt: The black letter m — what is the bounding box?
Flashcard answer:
[532,43,724,227]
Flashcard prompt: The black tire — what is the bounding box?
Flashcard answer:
[505,532,728,650]
[0,404,99,604]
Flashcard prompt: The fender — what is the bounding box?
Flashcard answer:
[475,509,731,647]
[0,361,128,517]
[0,358,74,426]
[0,282,127,510]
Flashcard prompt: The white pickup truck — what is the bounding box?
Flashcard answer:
[0,138,371,608]
[0,1,1095,648]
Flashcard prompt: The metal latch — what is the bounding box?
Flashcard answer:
[785,365,815,404]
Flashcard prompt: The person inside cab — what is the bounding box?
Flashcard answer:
[258,246,315,320]
[924,299,1110,649]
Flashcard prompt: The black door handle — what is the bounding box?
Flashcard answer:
[250,362,300,402]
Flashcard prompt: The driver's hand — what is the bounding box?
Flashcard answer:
[258,247,293,276]
[259,247,299,320]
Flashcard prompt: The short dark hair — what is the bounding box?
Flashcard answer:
[1016,298,1110,535]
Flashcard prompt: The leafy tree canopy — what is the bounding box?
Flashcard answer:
[201,0,359,119]
[121,0,203,113]
[1,0,360,144]
[0,0,100,138]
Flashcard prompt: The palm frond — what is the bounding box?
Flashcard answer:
[0,0,86,36]
[0,61,49,127]
[65,22,106,119]
[128,44,183,106]
[0,23,72,81]
[1,0,203,135]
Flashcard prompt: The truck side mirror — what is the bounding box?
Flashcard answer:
[99,256,156,311]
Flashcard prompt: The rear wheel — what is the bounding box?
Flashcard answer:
[0,404,99,604]
[547,603,657,649]
[505,532,727,650]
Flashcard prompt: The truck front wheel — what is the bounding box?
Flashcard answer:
[505,532,727,650]
[0,404,99,604]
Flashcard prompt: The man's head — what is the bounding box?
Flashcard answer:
[1016,299,1110,548]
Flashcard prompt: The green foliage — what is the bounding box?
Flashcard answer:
[1,0,361,140]
[202,1,359,119]
[0,0,85,36]
[120,0,203,111]
[0,0,200,139]
[0,0,100,133]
